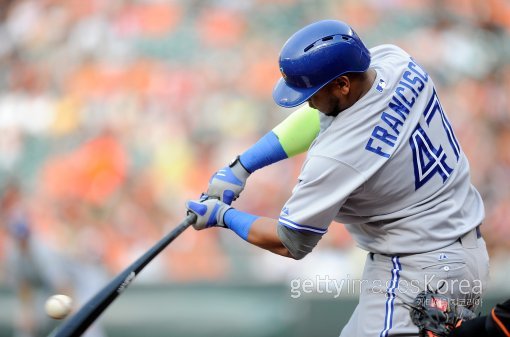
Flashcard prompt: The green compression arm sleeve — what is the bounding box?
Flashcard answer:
[272,106,320,157]
[238,106,320,173]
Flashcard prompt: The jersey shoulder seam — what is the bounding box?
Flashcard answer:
[308,154,365,175]
[308,154,367,195]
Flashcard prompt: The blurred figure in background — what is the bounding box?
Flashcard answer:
[2,182,108,337]
[2,182,71,337]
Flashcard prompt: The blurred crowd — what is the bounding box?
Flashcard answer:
[0,0,509,293]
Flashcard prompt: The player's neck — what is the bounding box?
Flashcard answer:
[357,68,377,101]
[341,69,377,111]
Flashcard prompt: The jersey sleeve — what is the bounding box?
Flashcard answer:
[272,105,320,157]
[279,155,365,235]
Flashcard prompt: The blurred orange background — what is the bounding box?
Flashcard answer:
[0,0,509,289]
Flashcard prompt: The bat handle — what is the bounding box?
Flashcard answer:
[185,212,197,225]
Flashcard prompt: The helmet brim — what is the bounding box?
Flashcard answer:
[272,77,323,108]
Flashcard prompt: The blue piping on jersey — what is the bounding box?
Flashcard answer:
[278,217,327,235]
[379,256,401,337]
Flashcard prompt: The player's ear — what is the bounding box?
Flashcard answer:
[334,76,350,94]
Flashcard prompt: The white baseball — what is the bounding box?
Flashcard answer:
[45,294,73,319]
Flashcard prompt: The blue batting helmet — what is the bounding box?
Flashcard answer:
[272,20,371,108]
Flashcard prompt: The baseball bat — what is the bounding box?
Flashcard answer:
[47,213,197,337]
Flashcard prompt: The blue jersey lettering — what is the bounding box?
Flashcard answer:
[365,58,430,158]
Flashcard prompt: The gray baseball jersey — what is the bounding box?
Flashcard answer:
[278,44,484,255]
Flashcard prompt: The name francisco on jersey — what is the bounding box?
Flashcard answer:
[365,59,429,158]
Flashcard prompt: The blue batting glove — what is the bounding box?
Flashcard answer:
[186,197,232,230]
[207,156,250,205]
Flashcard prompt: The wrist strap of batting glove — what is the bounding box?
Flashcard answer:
[229,155,251,181]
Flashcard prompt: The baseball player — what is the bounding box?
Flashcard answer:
[186,20,489,336]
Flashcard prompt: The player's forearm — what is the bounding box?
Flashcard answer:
[223,209,293,258]
[247,217,293,258]
[186,200,309,259]
[206,107,320,203]
[239,106,320,173]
